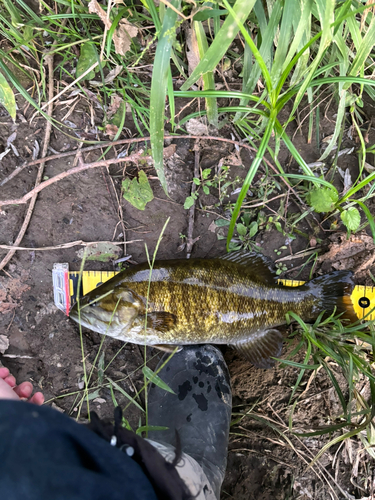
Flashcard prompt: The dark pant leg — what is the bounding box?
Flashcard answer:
[0,400,158,500]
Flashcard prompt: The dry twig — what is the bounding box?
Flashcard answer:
[186,143,200,258]
[0,239,142,252]
[0,54,55,272]
[0,135,256,188]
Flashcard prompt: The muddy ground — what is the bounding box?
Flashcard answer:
[1,94,375,499]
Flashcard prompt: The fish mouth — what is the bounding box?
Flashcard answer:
[69,301,116,336]
[70,310,101,334]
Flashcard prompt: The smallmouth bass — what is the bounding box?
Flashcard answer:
[69,252,356,368]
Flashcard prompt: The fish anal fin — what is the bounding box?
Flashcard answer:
[140,312,177,333]
[219,251,278,285]
[234,329,283,369]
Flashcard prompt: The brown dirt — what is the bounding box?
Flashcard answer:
[1,95,375,500]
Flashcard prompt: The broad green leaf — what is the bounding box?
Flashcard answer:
[76,42,97,80]
[0,70,16,120]
[215,219,230,227]
[142,366,175,394]
[341,207,360,231]
[184,196,195,209]
[236,223,247,236]
[248,221,258,238]
[77,242,122,262]
[181,0,257,91]
[122,170,154,210]
[308,187,338,213]
[150,0,180,194]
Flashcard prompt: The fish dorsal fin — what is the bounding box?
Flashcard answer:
[219,251,278,285]
[234,329,283,368]
[139,312,177,333]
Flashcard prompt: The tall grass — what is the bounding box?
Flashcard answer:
[2,0,375,242]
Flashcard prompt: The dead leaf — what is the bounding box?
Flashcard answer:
[186,28,200,77]
[113,19,138,56]
[93,397,107,404]
[6,131,17,147]
[107,94,123,119]
[218,152,242,167]
[337,167,352,195]
[0,335,9,354]
[186,118,207,136]
[104,65,123,84]
[51,402,65,413]
[162,144,176,159]
[88,0,111,30]
[105,123,119,138]
[208,220,217,233]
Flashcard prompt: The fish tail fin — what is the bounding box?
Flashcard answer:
[309,271,357,323]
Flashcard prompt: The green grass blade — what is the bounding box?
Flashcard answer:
[339,171,375,204]
[318,92,346,161]
[270,0,296,84]
[288,0,335,119]
[280,173,339,190]
[226,109,276,250]
[348,14,375,79]
[142,366,175,394]
[352,200,375,242]
[194,20,218,127]
[244,0,282,94]
[281,0,312,76]
[175,89,263,106]
[0,70,16,120]
[136,425,168,435]
[322,360,347,413]
[181,0,257,91]
[150,0,180,194]
[274,120,314,177]
[107,377,145,412]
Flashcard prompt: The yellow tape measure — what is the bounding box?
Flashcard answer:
[278,279,375,322]
[52,264,375,322]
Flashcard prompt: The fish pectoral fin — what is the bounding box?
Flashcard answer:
[139,312,177,333]
[234,329,283,369]
[153,344,183,353]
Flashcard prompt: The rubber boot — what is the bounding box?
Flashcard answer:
[148,345,232,499]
